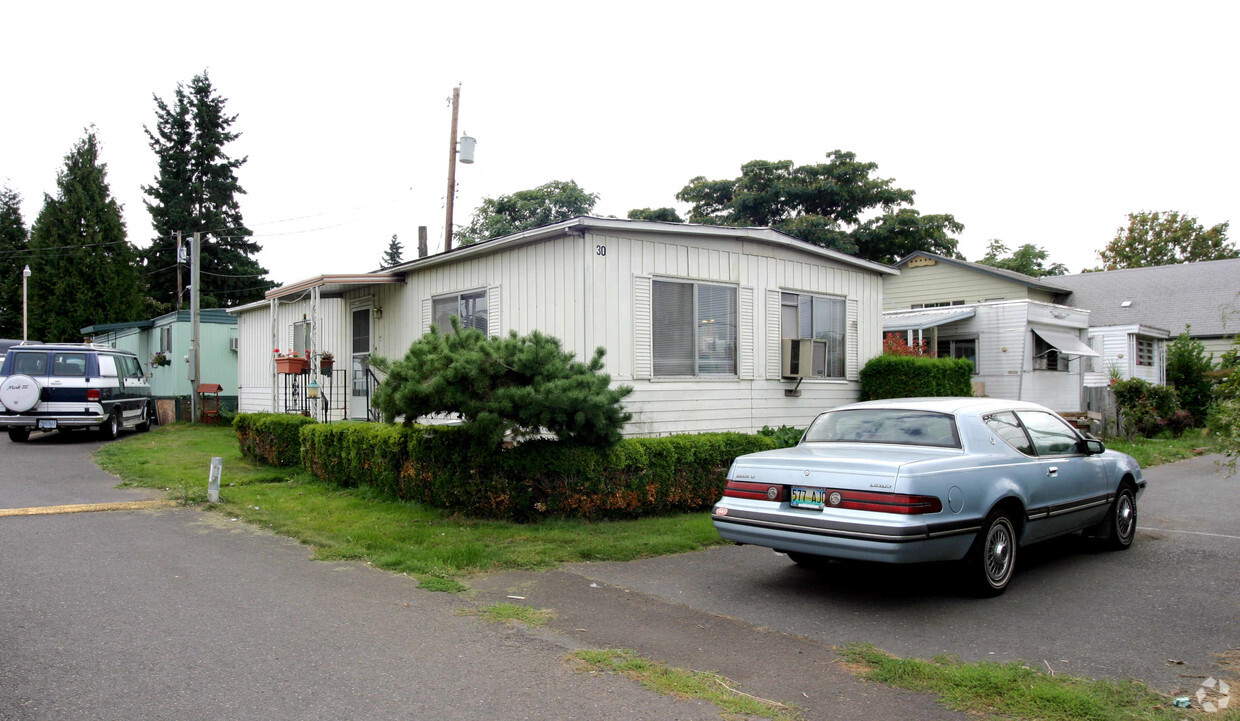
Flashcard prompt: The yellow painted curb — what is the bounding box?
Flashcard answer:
[0,500,179,517]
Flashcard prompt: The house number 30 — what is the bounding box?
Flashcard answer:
[595,245,606,256]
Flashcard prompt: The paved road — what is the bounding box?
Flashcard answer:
[0,433,726,721]
[549,454,1240,695]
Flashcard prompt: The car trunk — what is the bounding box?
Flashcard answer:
[729,443,958,494]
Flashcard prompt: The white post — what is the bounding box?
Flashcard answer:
[207,456,222,503]
[22,265,31,341]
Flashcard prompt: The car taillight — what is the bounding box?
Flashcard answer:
[87,389,101,401]
[723,480,784,502]
[833,490,942,514]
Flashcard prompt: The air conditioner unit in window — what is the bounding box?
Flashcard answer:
[781,338,827,378]
[229,337,239,352]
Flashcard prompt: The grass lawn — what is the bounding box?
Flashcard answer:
[1102,429,1219,468]
[96,424,725,592]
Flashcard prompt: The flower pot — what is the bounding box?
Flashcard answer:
[320,360,334,375]
[275,357,309,374]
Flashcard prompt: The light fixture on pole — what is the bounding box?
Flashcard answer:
[443,85,477,253]
[22,265,31,342]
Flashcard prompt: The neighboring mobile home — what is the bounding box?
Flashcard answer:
[228,217,896,435]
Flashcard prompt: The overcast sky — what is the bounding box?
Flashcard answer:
[2,1,1236,291]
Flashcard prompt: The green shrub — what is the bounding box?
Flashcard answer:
[301,423,777,520]
[1207,398,1240,474]
[859,355,973,401]
[1111,378,1180,438]
[234,413,318,467]
[758,425,804,448]
[1165,326,1214,423]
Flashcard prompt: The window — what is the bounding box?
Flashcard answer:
[911,300,964,309]
[803,409,960,448]
[936,338,978,373]
[983,411,1034,455]
[159,326,172,353]
[1032,332,1068,371]
[652,280,736,376]
[11,353,47,375]
[1015,411,1081,456]
[292,321,311,356]
[781,292,845,378]
[433,290,488,333]
[1136,338,1155,366]
[51,353,87,377]
[1086,335,1103,373]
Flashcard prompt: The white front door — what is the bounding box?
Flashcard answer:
[349,307,371,420]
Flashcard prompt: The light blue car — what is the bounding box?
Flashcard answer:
[712,397,1144,595]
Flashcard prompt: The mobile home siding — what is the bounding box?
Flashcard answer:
[884,261,1057,309]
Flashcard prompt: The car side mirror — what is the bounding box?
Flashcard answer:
[1083,439,1105,455]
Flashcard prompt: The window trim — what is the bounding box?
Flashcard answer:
[652,277,738,378]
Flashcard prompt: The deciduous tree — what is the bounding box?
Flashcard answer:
[627,207,683,223]
[456,180,598,246]
[977,240,1067,277]
[1095,211,1234,270]
[28,130,144,341]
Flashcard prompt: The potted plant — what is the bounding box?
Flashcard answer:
[274,349,308,375]
[319,350,334,375]
[150,351,171,368]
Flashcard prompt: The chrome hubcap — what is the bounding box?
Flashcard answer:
[985,523,1013,583]
[1117,496,1135,538]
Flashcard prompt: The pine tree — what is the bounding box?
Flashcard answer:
[28,130,144,342]
[0,186,29,338]
[380,234,404,268]
[142,71,275,309]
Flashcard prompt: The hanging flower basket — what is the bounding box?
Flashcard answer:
[275,356,309,375]
[320,359,334,375]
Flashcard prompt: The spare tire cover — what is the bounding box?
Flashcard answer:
[0,374,41,413]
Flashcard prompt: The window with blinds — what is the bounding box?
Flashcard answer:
[652,280,736,376]
[433,290,488,333]
[781,292,846,378]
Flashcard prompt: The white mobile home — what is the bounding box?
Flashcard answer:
[228,217,896,435]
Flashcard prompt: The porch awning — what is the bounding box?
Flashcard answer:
[1032,328,1098,357]
[882,307,976,332]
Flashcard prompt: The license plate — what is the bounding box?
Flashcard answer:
[790,486,826,510]
[37,419,58,430]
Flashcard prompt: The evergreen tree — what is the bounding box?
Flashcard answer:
[0,185,29,338]
[28,130,144,342]
[142,71,274,309]
[380,234,403,268]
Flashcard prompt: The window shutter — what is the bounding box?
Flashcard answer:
[846,298,859,381]
[487,285,501,337]
[421,298,432,336]
[766,290,782,380]
[738,286,755,379]
[633,275,652,379]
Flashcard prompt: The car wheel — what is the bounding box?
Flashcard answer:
[1101,486,1137,551]
[967,511,1017,597]
[98,412,120,441]
[136,402,155,433]
[7,427,30,442]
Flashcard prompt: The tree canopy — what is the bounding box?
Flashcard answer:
[0,186,29,338]
[1095,211,1235,270]
[674,151,963,263]
[142,71,274,309]
[28,130,145,342]
[976,240,1067,277]
[455,180,598,246]
[627,207,683,223]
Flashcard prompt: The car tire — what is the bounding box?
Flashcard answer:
[8,427,30,442]
[1100,485,1137,551]
[967,511,1017,597]
[98,411,120,441]
[136,402,155,433]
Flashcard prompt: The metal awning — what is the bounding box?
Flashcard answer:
[1032,328,1098,357]
[882,307,976,332]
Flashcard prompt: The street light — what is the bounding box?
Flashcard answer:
[22,265,31,341]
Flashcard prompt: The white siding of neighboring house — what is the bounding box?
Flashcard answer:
[1083,326,1168,388]
[883,260,1058,309]
[1023,302,1090,412]
[236,304,272,413]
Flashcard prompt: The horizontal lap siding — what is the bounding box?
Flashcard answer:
[884,264,1037,308]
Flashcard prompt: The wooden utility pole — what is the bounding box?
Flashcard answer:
[444,85,461,252]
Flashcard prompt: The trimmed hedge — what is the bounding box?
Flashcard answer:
[859,355,974,401]
[234,413,318,467]
[300,422,777,521]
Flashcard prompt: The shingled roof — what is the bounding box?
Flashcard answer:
[1046,259,1240,337]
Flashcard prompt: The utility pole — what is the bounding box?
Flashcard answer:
[190,232,202,423]
[175,231,184,311]
[444,85,462,253]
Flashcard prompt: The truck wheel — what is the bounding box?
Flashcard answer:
[8,427,30,442]
[98,412,120,441]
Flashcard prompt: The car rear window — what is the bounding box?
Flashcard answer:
[52,353,87,377]
[11,352,47,375]
[802,409,961,448]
